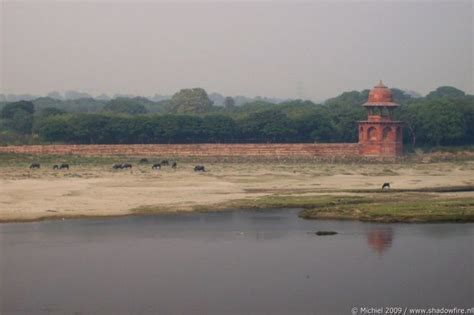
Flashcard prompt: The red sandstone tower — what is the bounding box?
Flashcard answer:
[358,81,403,157]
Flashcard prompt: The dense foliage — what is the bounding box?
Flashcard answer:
[0,86,472,147]
[0,101,36,134]
[167,88,214,114]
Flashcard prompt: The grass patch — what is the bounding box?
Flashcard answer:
[340,185,474,194]
[299,196,474,223]
[130,190,474,223]
[191,193,474,223]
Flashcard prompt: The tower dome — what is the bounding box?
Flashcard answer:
[363,80,399,107]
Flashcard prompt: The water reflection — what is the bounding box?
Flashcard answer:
[367,227,394,254]
[1,210,473,314]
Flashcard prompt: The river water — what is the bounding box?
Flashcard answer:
[1,209,473,314]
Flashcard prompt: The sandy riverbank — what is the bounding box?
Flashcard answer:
[1,157,473,222]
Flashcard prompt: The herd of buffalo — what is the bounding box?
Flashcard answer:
[29,160,207,172]
[27,161,392,189]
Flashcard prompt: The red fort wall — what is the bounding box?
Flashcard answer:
[0,143,360,157]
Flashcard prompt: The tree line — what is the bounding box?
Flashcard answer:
[0,86,472,148]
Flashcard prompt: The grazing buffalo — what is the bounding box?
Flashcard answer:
[152,163,161,170]
[122,163,132,169]
[29,163,40,169]
[112,163,123,170]
[194,165,205,172]
[160,160,169,166]
[382,182,390,190]
[53,164,59,170]
[139,158,149,164]
[59,163,69,170]
[171,161,177,169]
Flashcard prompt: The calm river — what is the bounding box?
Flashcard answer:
[1,209,473,314]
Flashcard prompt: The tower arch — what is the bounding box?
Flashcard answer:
[382,127,392,141]
[368,127,377,141]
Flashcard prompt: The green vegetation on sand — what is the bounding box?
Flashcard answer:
[192,193,474,223]
[297,195,474,223]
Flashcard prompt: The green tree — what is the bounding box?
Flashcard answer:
[426,86,465,100]
[168,88,214,114]
[292,109,335,142]
[100,116,131,144]
[397,102,422,147]
[10,109,34,134]
[128,116,159,144]
[0,101,35,134]
[37,115,74,142]
[156,115,204,143]
[103,98,148,115]
[325,90,369,107]
[454,96,474,145]
[323,90,368,142]
[419,100,464,146]
[239,110,296,142]
[391,88,414,104]
[202,115,240,142]
[0,100,35,119]
[70,114,111,144]
[40,107,66,117]
[325,102,365,142]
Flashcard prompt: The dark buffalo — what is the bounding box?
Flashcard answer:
[152,163,161,170]
[112,163,123,170]
[139,158,149,164]
[59,163,69,170]
[122,163,132,169]
[171,161,177,169]
[30,163,40,169]
[382,182,390,190]
[194,165,205,172]
[53,164,59,170]
[160,160,169,166]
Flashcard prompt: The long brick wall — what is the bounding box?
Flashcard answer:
[0,143,361,157]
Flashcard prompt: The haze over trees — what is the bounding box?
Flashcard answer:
[224,97,235,109]
[0,86,472,148]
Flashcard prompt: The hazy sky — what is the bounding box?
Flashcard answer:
[1,0,472,100]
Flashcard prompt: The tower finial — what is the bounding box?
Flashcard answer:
[376,80,386,88]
